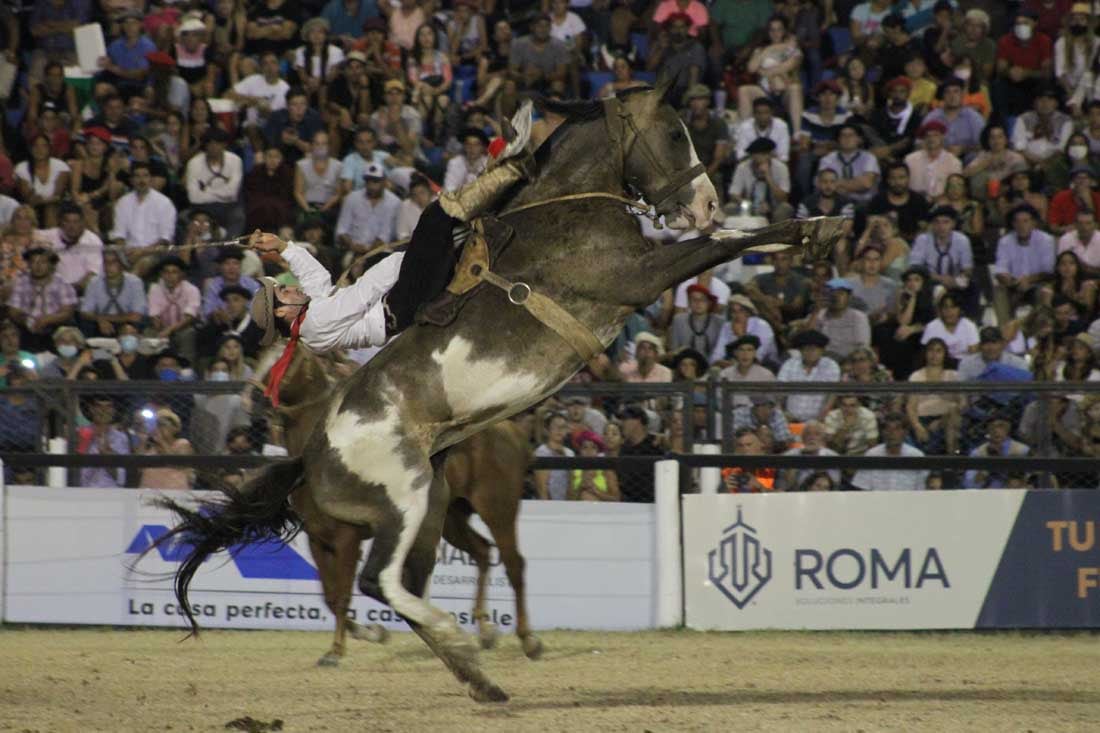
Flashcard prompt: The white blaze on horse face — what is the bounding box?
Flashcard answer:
[433,336,543,418]
[666,120,719,231]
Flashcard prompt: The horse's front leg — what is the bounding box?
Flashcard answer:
[641,217,846,295]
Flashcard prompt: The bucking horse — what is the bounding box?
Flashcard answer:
[261,345,540,667]
[153,82,844,702]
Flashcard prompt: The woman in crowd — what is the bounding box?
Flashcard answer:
[598,55,645,99]
[1038,251,1098,322]
[837,56,873,120]
[603,421,623,457]
[407,24,452,148]
[963,124,1026,202]
[876,265,937,380]
[448,0,487,68]
[0,205,36,300]
[1054,333,1100,383]
[737,15,804,135]
[294,130,343,222]
[215,334,253,381]
[996,170,1048,228]
[15,134,70,227]
[184,97,218,157]
[139,407,195,490]
[295,18,345,107]
[922,293,980,361]
[69,128,119,233]
[936,173,984,240]
[155,110,187,171]
[569,431,620,502]
[854,215,910,280]
[1056,5,1100,106]
[1046,132,1098,192]
[836,346,897,421]
[906,337,962,455]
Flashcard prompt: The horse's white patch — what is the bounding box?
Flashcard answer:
[674,120,718,229]
[326,402,418,499]
[432,336,543,418]
[325,400,442,624]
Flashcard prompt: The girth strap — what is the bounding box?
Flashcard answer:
[473,266,606,363]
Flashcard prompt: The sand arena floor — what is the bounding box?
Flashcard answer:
[2,627,1098,732]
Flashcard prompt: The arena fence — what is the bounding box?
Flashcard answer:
[3,380,1099,495]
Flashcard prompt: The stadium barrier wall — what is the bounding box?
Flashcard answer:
[1,486,657,632]
[682,490,1100,630]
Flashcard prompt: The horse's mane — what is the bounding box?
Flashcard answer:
[531,86,652,124]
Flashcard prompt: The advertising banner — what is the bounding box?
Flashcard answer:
[3,487,656,632]
[684,490,1100,630]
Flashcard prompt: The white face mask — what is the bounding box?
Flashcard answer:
[58,344,78,359]
[954,68,971,81]
[1070,144,1089,160]
[1015,23,1033,41]
[209,371,230,382]
[119,335,139,353]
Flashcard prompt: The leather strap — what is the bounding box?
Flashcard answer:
[475,267,605,363]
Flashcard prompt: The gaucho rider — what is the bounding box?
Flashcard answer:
[249,103,533,404]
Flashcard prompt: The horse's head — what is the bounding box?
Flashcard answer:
[611,84,719,230]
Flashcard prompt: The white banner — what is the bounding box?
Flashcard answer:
[683,491,1026,630]
[3,487,656,632]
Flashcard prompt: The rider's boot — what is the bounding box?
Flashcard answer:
[438,100,534,222]
[382,102,534,337]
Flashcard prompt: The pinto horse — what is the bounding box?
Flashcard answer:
[155,83,845,702]
[265,348,541,667]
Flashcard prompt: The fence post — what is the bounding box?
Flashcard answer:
[47,438,68,489]
[720,383,733,454]
[0,458,6,623]
[654,459,683,628]
[695,443,720,494]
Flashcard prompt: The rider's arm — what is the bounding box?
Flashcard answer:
[280,242,335,299]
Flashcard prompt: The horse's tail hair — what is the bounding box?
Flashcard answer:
[147,457,306,636]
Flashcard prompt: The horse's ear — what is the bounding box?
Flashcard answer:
[652,75,680,108]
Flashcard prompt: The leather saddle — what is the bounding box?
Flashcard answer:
[416,215,515,327]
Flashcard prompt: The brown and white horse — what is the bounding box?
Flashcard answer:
[155,83,844,702]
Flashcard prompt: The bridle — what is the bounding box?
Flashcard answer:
[603,95,706,215]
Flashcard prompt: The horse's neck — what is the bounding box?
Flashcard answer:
[505,117,622,209]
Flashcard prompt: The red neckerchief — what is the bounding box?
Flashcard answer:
[264,305,308,408]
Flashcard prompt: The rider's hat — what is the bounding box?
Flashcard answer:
[251,277,280,346]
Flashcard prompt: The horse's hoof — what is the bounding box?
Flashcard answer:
[317,652,341,667]
[352,623,389,644]
[469,683,510,704]
[478,622,499,650]
[521,634,544,660]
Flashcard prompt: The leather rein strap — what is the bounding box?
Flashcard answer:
[467,96,705,364]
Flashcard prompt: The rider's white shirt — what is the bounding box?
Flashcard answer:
[282,243,404,353]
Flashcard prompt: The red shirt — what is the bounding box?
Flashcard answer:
[1023,0,1072,39]
[996,32,1053,70]
[1048,189,1100,229]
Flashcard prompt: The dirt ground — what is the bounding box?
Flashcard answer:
[1,627,1098,732]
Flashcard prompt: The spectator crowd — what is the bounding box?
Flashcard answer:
[1,0,1100,497]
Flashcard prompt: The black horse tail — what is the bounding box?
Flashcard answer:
[148,457,306,635]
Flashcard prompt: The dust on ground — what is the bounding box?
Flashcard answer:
[1,627,1098,732]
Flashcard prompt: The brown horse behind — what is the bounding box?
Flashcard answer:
[264,346,543,666]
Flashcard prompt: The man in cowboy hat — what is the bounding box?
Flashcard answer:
[10,247,78,350]
[248,101,535,358]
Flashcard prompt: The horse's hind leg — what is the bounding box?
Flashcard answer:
[442,500,498,650]
[356,455,507,702]
[492,515,542,660]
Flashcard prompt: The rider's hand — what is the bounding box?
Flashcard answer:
[248,229,286,254]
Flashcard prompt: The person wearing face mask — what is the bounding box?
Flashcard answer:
[993,10,1053,117]
[294,130,344,228]
[185,127,245,238]
[1048,166,1100,235]
[950,9,995,81]
[870,76,921,160]
[115,322,153,379]
[39,325,87,379]
[1055,4,1099,102]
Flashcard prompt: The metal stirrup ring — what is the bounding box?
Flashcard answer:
[508,282,532,305]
